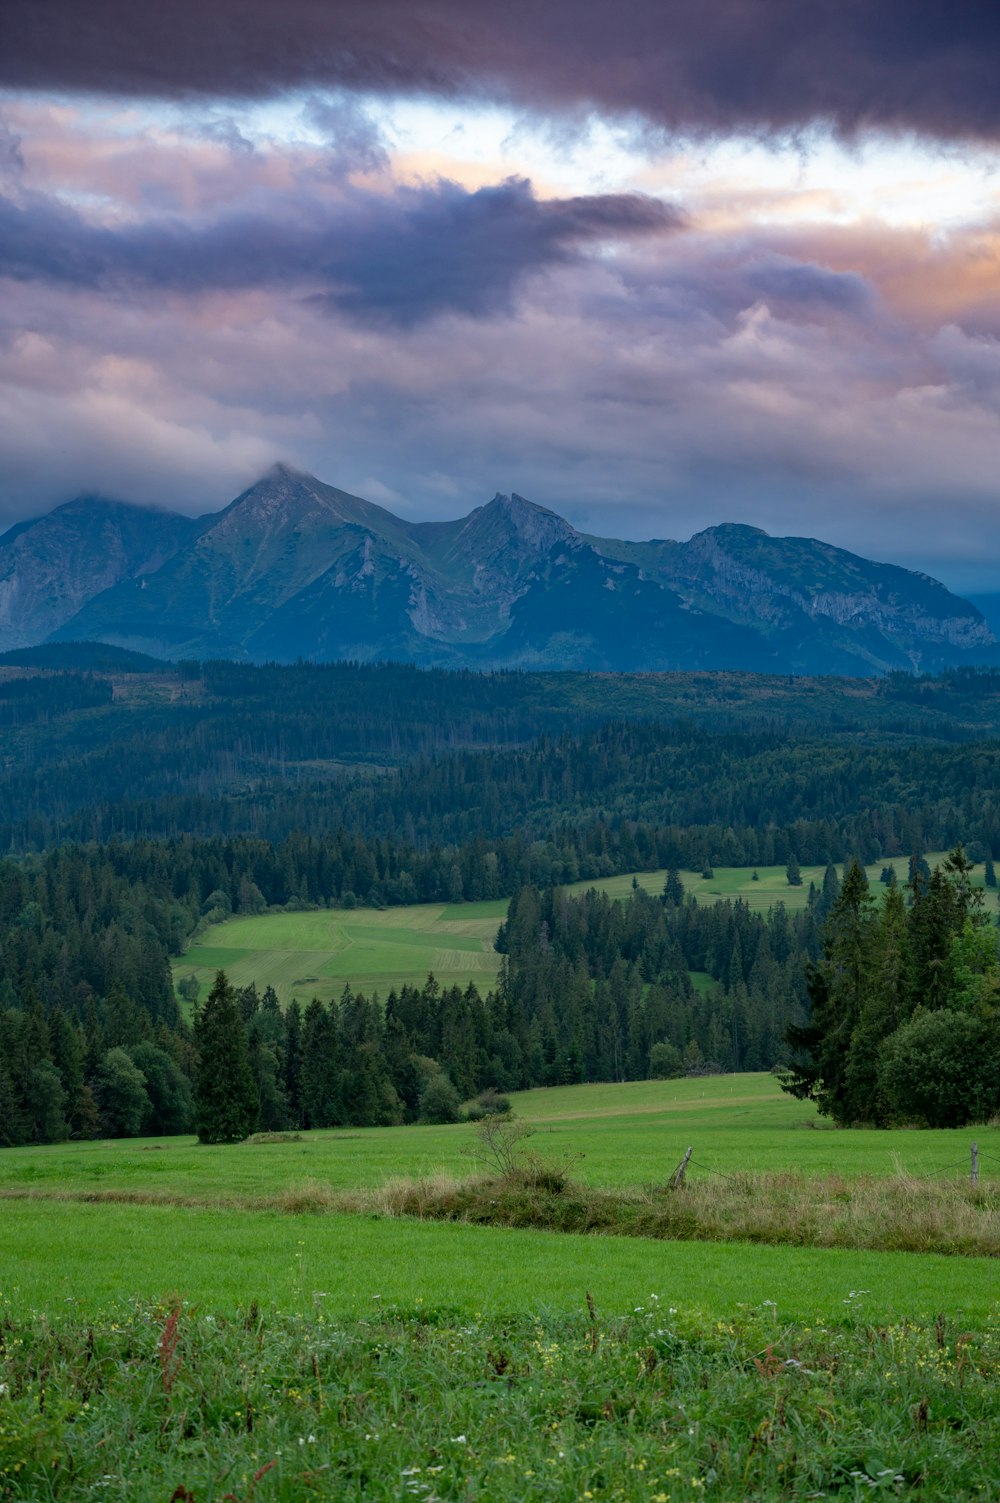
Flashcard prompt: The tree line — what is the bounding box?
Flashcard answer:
[1,860,839,1143]
[782,847,1000,1127]
[7,658,1000,851]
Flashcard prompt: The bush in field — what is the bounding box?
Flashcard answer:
[648,1041,683,1078]
[419,1070,462,1124]
[877,1010,1000,1128]
[463,1087,512,1121]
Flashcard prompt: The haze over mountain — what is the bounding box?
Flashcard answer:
[0,497,201,653]
[3,464,991,675]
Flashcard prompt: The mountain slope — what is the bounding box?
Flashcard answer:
[0,496,199,652]
[54,466,432,658]
[591,523,996,674]
[41,467,998,674]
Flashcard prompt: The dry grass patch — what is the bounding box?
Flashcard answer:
[3,1163,998,1256]
[359,1166,1000,1257]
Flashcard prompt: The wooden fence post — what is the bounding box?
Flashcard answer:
[670,1146,693,1190]
[971,1142,979,1187]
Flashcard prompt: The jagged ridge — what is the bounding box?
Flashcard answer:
[0,462,986,675]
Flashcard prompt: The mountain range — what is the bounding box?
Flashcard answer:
[1,464,994,675]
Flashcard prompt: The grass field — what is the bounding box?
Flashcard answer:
[173,852,999,1006]
[2,1197,997,1323]
[6,1298,998,1502]
[3,1076,997,1205]
[567,850,998,913]
[175,900,507,1006]
[5,1077,999,1499]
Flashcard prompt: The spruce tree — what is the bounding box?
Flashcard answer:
[194,971,258,1144]
[782,860,876,1122]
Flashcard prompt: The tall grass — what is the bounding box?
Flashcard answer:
[1,1297,998,1501]
[4,1164,997,1256]
[358,1166,1000,1258]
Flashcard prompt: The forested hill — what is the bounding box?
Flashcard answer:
[2,650,1000,1142]
[5,656,1000,848]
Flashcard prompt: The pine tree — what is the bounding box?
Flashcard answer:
[193,971,258,1144]
[782,860,876,1122]
[842,881,909,1123]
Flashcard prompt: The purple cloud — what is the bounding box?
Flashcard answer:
[5,0,1000,142]
[0,175,682,324]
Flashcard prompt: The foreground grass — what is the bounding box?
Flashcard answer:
[2,1201,997,1325]
[2,1300,998,1502]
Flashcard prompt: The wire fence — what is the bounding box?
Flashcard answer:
[670,1145,995,1188]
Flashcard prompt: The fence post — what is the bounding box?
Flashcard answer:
[670,1146,693,1190]
[971,1142,979,1187]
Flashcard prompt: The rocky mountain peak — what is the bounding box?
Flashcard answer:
[479,491,577,550]
[13,465,995,675]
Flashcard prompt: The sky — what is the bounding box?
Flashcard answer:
[2,1,1000,591]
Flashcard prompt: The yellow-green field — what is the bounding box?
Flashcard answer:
[173,852,997,1004]
[175,900,508,1006]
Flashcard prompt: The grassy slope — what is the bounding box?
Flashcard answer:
[3,1075,998,1329]
[175,900,507,1005]
[2,1076,996,1201]
[566,851,996,912]
[173,853,1000,1006]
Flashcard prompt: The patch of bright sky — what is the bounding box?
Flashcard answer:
[9,86,1000,233]
[237,92,1000,232]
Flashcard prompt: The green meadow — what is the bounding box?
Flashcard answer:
[3,1074,998,1327]
[5,1078,999,1500]
[2,1197,996,1323]
[567,850,995,913]
[173,852,999,1008]
[2,1075,996,1205]
[174,900,508,1006]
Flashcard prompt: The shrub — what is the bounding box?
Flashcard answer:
[878,1010,1000,1128]
[463,1087,512,1121]
[648,1041,683,1079]
[419,1071,462,1124]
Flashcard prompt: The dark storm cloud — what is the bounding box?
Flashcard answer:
[0,176,682,324]
[5,0,1000,141]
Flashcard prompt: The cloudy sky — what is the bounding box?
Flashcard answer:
[3,1,1000,590]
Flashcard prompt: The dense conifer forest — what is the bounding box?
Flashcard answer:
[1,653,999,1142]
